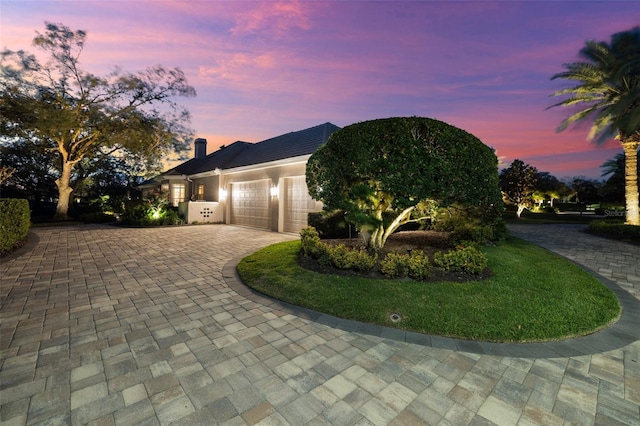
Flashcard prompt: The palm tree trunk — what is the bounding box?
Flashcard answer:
[621,139,639,226]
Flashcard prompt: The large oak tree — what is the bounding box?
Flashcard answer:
[0,22,196,219]
[306,117,503,250]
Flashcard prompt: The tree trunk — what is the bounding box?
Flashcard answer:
[622,140,640,226]
[54,161,74,221]
[365,206,415,251]
[516,204,526,218]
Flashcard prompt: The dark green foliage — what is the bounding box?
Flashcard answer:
[406,250,432,280]
[349,249,378,272]
[0,198,30,255]
[448,224,494,246]
[380,253,410,278]
[327,245,353,269]
[120,198,184,226]
[499,159,539,217]
[0,138,58,202]
[380,250,432,280]
[589,220,640,242]
[325,245,378,272]
[300,227,377,272]
[300,226,325,257]
[306,116,503,249]
[307,210,352,238]
[433,246,488,275]
[302,226,436,279]
[434,205,508,243]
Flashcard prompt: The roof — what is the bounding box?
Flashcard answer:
[157,122,340,179]
[164,141,252,176]
[222,122,340,169]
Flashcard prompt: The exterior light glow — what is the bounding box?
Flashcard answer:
[270,185,279,198]
[219,188,227,200]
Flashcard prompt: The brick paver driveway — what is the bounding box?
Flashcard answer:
[1,223,639,425]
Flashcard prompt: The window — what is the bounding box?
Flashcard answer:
[197,184,205,201]
[171,183,186,207]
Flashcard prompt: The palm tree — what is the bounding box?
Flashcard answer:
[601,150,640,203]
[551,27,640,225]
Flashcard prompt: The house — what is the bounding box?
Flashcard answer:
[139,122,340,232]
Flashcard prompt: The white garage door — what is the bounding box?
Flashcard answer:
[283,176,321,233]
[230,180,269,229]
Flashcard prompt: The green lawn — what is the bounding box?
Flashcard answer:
[237,237,620,342]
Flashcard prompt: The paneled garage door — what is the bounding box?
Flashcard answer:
[230,180,269,229]
[283,176,321,233]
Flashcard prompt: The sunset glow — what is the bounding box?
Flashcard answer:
[2,1,639,179]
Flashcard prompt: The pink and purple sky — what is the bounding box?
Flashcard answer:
[2,1,640,179]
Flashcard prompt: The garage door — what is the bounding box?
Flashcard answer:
[283,176,321,233]
[230,180,269,229]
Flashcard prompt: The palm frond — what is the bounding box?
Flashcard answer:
[551,27,640,145]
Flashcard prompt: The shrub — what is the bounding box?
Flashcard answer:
[307,210,352,238]
[448,224,493,246]
[589,220,640,240]
[0,198,30,256]
[300,226,323,256]
[326,244,377,272]
[406,250,432,280]
[120,198,184,226]
[301,227,377,272]
[349,249,378,272]
[380,252,410,278]
[381,250,432,280]
[434,204,508,242]
[433,246,488,275]
[327,244,353,269]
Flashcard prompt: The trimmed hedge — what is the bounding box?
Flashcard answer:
[589,220,640,243]
[0,198,31,256]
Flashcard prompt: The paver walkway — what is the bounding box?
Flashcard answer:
[0,223,639,425]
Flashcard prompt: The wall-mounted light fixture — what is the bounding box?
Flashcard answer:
[219,188,227,200]
[270,185,279,198]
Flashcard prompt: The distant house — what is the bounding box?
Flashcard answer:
[139,122,340,232]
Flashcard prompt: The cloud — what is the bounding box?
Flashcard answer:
[198,52,277,82]
[229,1,314,37]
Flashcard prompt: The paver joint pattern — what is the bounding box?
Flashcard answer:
[0,223,638,425]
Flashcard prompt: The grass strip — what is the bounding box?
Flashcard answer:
[237,237,620,342]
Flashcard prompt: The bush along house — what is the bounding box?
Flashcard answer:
[139,122,340,232]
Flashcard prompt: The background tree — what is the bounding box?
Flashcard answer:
[0,22,196,220]
[71,154,147,213]
[600,150,640,203]
[570,177,602,205]
[306,117,503,250]
[550,26,640,225]
[0,137,58,203]
[535,171,568,207]
[500,159,539,218]
[532,190,546,209]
